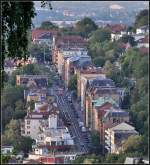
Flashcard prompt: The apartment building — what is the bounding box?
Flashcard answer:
[85,83,125,128]
[64,55,92,87]
[21,104,59,140]
[57,49,88,78]
[81,77,115,110]
[32,29,57,47]
[76,66,106,102]
[52,35,87,69]
[105,122,138,154]
[21,112,49,140]
[16,75,48,88]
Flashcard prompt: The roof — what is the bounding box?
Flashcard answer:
[38,32,53,39]
[56,35,87,48]
[25,111,50,119]
[4,59,16,67]
[24,159,42,164]
[32,29,57,40]
[104,109,129,118]
[92,96,117,107]
[17,75,48,78]
[18,75,48,88]
[80,66,105,74]
[2,145,14,148]
[105,24,126,33]
[110,122,136,132]
[88,78,115,88]
[137,25,149,30]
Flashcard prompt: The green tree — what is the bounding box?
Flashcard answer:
[40,21,58,30]
[2,85,24,129]
[89,28,111,43]
[2,2,36,61]
[122,135,145,156]
[134,9,149,28]
[88,42,105,59]
[26,100,35,111]
[2,119,34,154]
[2,1,52,62]
[68,75,77,91]
[119,35,136,46]
[75,17,98,38]
[93,56,105,67]
[14,136,34,154]
[1,155,11,164]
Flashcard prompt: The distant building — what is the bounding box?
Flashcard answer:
[57,49,88,78]
[124,157,149,164]
[76,66,106,103]
[25,89,47,103]
[136,25,149,34]
[34,127,74,150]
[32,29,57,47]
[105,122,138,154]
[83,77,115,110]
[136,36,149,48]
[24,152,80,164]
[132,33,145,42]
[111,31,128,42]
[21,112,49,140]
[4,58,17,75]
[1,146,14,155]
[85,84,125,129]
[64,54,92,88]
[52,35,87,66]
[16,75,48,88]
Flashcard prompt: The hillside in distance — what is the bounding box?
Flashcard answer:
[33,1,149,27]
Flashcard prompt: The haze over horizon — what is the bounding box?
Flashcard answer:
[33,1,149,27]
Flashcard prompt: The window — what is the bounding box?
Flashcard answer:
[113,118,116,123]
[27,131,30,134]
[51,141,56,146]
[27,126,30,129]
[27,120,30,125]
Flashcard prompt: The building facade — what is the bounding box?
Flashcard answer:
[105,122,138,154]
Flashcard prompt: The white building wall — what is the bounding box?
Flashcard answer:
[136,28,145,34]
[24,119,42,140]
[48,114,57,129]
[137,43,149,48]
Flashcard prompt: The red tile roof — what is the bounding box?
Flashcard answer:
[32,29,57,40]
[105,24,126,33]
[56,35,87,47]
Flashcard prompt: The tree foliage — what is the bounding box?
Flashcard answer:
[119,35,136,47]
[39,21,58,30]
[122,135,145,155]
[68,75,77,91]
[89,28,111,43]
[75,17,98,38]
[134,9,149,28]
[1,85,24,129]
[2,2,36,62]
[2,119,34,154]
